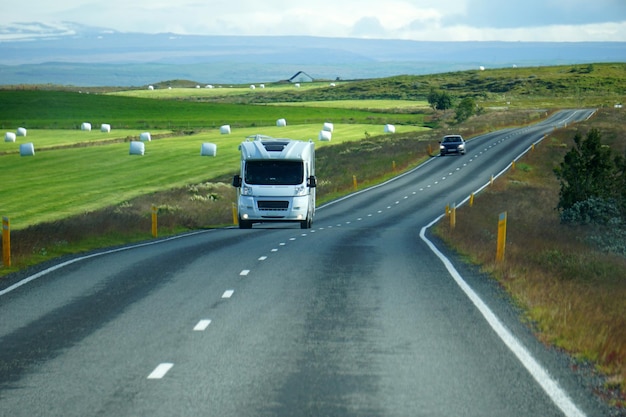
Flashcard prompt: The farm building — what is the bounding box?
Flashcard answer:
[288,71,314,83]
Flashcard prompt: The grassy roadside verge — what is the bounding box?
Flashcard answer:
[433,107,626,407]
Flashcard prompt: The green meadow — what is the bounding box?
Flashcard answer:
[0,89,424,130]
[1,123,427,230]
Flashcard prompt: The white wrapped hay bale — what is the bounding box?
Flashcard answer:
[139,132,151,142]
[276,118,287,127]
[384,124,396,133]
[129,141,145,155]
[100,123,111,133]
[201,143,217,156]
[5,132,16,142]
[81,122,92,131]
[250,84,256,90]
[323,122,334,132]
[20,142,35,156]
[220,125,231,134]
[318,130,332,141]
[17,127,27,137]
[148,85,154,90]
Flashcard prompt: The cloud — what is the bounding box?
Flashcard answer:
[351,17,387,38]
[0,0,625,41]
[443,0,626,29]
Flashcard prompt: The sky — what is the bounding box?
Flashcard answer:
[2,0,626,42]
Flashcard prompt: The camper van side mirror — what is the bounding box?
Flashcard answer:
[232,175,242,188]
[307,176,317,188]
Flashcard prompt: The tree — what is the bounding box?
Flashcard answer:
[554,128,617,213]
[455,97,476,122]
[427,89,453,111]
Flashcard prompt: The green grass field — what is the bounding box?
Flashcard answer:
[108,81,343,99]
[0,90,424,130]
[1,123,428,229]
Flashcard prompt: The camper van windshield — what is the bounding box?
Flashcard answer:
[245,160,304,185]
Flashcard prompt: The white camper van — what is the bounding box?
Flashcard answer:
[232,136,317,229]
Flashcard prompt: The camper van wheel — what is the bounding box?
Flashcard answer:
[300,217,312,229]
[239,217,252,229]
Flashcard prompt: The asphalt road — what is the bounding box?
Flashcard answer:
[1,109,613,417]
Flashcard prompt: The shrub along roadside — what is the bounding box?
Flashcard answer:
[434,107,626,407]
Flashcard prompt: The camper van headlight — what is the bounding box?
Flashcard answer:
[294,185,306,195]
[242,185,253,196]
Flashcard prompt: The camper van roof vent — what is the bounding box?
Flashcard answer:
[263,141,290,152]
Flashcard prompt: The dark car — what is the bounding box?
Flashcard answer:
[439,135,466,156]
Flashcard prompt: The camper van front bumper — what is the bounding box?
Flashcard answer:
[238,196,309,221]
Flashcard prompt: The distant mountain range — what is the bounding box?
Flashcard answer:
[1,22,625,86]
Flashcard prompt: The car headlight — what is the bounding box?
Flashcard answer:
[294,185,306,195]
[241,185,253,196]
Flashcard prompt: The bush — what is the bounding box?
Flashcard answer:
[555,128,621,214]
[561,197,622,225]
[427,89,453,111]
[455,97,476,123]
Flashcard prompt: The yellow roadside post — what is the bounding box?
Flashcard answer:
[469,193,475,207]
[2,217,10,267]
[151,205,158,238]
[232,203,238,225]
[353,175,358,190]
[496,212,507,262]
[450,203,456,229]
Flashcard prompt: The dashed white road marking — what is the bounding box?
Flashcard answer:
[222,290,234,298]
[148,363,174,379]
[258,256,268,261]
[193,319,212,331]
[240,270,250,276]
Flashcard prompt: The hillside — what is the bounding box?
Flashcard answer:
[0,24,624,85]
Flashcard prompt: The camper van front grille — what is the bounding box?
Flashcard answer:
[257,200,289,211]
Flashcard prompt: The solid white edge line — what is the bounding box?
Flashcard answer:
[147,363,174,379]
[415,117,596,416]
[419,221,586,417]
